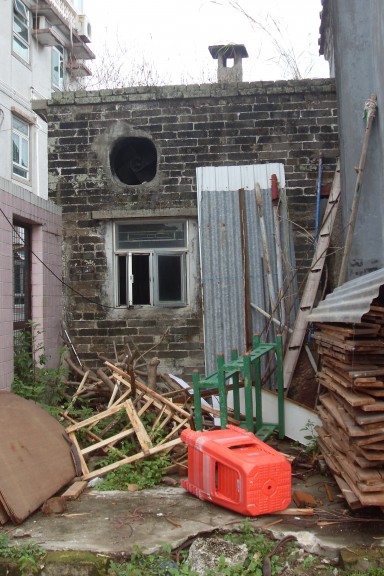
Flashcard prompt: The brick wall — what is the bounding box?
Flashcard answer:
[36,78,338,378]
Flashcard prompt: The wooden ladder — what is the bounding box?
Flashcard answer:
[283,162,341,391]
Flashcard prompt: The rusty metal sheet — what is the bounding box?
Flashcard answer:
[308,267,384,324]
[196,164,295,375]
[0,392,76,524]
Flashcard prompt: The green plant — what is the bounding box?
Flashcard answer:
[108,544,183,576]
[300,419,320,458]
[0,532,45,574]
[12,321,67,407]
[93,441,170,491]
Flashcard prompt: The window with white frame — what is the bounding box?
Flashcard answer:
[12,115,29,180]
[52,45,64,90]
[13,0,29,62]
[115,221,188,307]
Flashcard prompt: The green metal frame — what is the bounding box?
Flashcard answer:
[192,334,285,440]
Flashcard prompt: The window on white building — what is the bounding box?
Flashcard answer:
[115,221,188,307]
[12,115,29,180]
[52,45,64,90]
[13,0,29,62]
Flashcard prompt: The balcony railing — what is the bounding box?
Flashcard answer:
[45,0,79,28]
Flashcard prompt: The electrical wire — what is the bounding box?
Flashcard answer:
[0,206,118,310]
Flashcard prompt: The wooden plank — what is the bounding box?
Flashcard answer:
[82,438,182,481]
[61,481,88,501]
[124,399,153,455]
[317,429,384,505]
[361,401,384,412]
[314,332,384,352]
[319,394,367,436]
[106,362,192,419]
[80,427,135,455]
[333,475,362,509]
[360,442,384,451]
[334,394,384,426]
[320,367,353,388]
[356,445,384,462]
[356,433,384,447]
[319,372,375,406]
[63,370,90,416]
[353,381,384,389]
[283,163,340,390]
[111,373,188,425]
[66,402,130,433]
[317,323,380,337]
[358,388,384,399]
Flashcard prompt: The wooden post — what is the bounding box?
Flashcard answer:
[255,183,278,320]
[338,94,378,286]
[239,188,253,350]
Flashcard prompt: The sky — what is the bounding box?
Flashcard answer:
[82,0,329,85]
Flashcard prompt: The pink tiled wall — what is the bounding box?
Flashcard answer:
[0,180,62,391]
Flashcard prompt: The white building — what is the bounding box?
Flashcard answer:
[0,0,94,391]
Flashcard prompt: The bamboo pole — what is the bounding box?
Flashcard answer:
[255,182,278,320]
[338,94,378,286]
[239,188,253,349]
[271,174,285,327]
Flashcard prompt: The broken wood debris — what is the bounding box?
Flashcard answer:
[315,304,384,508]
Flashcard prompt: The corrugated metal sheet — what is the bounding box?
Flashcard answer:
[308,267,384,323]
[196,164,296,375]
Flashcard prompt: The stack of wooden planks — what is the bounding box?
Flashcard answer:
[314,306,384,508]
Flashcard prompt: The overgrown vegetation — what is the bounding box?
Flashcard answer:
[12,321,66,409]
[2,522,384,575]
[11,325,172,491]
[93,442,170,491]
[0,532,45,575]
[106,520,384,575]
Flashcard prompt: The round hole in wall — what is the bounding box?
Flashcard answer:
[110,136,157,185]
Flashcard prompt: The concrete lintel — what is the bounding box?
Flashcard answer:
[92,208,198,220]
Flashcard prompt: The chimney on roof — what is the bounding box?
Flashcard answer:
[209,44,248,83]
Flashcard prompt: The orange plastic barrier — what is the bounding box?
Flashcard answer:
[181,425,291,516]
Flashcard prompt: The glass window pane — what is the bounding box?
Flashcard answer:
[13,165,28,178]
[12,133,20,163]
[132,254,150,305]
[117,255,127,306]
[21,139,29,168]
[52,47,64,88]
[14,15,28,42]
[13,35,29,60]
[13,224,30,323]
[14,0,28,20]
[117,222,185,250]
[13,116,28,135]
[158,254,182,302]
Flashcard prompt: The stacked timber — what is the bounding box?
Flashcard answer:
[314,305,384,509]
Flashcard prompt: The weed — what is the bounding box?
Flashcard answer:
[93,441,170,491]
[0,532,45,575]
[12,321,67,407]
[300,419,320,458]
[108,544,182,575]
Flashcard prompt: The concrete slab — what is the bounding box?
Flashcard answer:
[7,487,245,558]
[4,480,384,562]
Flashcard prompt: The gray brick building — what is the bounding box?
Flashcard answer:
[34,76,338,378]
